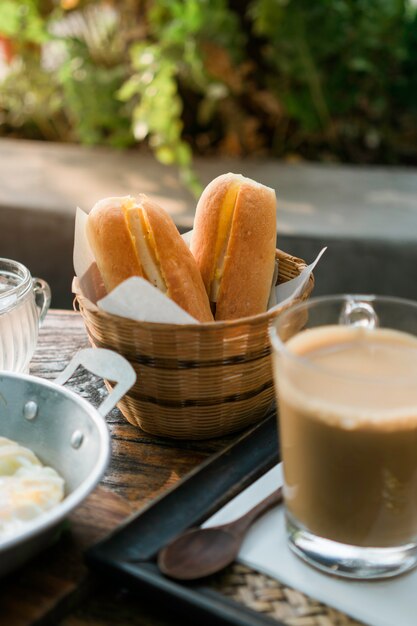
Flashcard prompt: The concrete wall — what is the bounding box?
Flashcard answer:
[2,206,75,309]
[280,235,417,301]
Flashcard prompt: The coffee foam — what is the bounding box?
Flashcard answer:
[276,325,417,431]
[278,377,417,431]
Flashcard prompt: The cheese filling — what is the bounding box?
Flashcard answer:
[122,201,167,293]
[210,181,241,303]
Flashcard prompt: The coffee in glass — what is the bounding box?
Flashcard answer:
[270,295,417,579]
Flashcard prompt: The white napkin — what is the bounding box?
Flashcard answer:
[204,464,417,626]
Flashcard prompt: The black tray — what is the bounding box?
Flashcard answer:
[87,410,282,626]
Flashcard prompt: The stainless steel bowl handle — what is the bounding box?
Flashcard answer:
[54,348,136,417]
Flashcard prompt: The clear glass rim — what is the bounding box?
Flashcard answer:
[269,294,417,385]
[0,258,32,301]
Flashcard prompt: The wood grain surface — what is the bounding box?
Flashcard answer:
[1,311,235,626]
[0,310,359,626]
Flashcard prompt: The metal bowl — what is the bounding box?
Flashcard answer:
[0,348,136,576]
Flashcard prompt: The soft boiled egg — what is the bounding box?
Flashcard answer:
[0,437,65,539]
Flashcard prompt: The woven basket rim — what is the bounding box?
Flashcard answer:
[74,248,313,331]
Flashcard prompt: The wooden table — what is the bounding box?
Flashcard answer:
[2,310,236,626]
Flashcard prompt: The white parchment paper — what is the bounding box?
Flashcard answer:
[98,277,198,324]
[204,465,417,626]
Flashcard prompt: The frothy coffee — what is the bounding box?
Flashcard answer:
[275,325,417,547]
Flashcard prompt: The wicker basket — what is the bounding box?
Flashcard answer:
[75,249,314,439]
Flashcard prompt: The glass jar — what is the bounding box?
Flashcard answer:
[0,258,51,373]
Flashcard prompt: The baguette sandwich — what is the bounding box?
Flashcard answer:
[87,195,213,322]
[190,173,277,320]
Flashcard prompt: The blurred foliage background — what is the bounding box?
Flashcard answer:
[0,0,416,194]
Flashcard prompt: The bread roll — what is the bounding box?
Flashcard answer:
[190,173,277,320]
[87,195,213,322]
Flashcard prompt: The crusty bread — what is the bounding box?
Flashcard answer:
[87,195,213,322]
[190,173,277,320]
[86,197,144,293]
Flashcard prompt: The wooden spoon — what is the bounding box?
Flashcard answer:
[157,487,282,580]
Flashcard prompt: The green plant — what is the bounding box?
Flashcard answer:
[0,2,134,146]
[58,41,133,147]
[118,0,245,195]
[0,0,48,45]
[0,0,416,194]
[249,0,413,162]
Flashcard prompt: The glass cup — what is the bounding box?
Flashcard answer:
[269,295,417,579]
[0,258,51,373]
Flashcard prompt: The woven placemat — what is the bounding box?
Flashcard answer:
[211,563,363,626]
